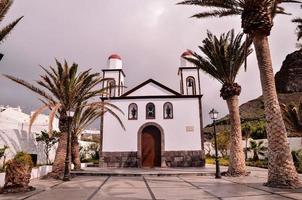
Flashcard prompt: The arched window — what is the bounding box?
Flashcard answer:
[163,102,173,119]
[186,76,196,95]
[128,103,138,120]
[107,79,116,97]
[146,103,155,119]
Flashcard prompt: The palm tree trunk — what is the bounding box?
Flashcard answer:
[71,133,81,170]
[50,115,69,178]
[253,33,300,188]
[51,131,68,178]
[226,95,247,176]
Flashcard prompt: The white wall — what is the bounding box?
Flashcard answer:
[103,97,202,152]
[128,82,175,96]
[0,128,57,166]
[0,106,58,165]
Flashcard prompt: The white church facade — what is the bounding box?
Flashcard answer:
[100,52,205,168]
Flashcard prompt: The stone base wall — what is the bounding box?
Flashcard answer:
[101,152,138,168]
[100,150,205,168]
[164,150,205,167]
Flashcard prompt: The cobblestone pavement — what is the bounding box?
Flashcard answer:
[1,167,302,200]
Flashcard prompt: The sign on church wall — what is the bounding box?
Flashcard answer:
[186,126,194,133]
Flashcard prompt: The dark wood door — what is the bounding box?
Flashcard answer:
[141,126,161,167]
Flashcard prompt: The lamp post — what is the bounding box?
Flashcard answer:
[209,108,221,179]
[63,109,75,181]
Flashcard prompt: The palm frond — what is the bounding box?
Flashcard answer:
[184,29,252,85]
[29,104,49,133]
[48,103,62,137]
[0,16,23,43]
[0,0,13,22]
[3,74,55,103]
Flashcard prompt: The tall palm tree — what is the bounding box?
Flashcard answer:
[0,0,23,46]
[3,60,122,178]
[186,29,252,176]
[178,0,301,188]
[71,101,124,170]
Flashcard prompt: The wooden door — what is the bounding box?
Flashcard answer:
[141,126,161,167]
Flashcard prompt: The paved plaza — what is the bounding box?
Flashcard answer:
[1,166,302,200]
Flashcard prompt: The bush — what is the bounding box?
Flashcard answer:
[206,157,229,166]
[1,152,35,193]
[13,152,34,167]
[246,159,268,169]
[292,149,302,173]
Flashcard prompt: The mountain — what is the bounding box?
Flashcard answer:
[204,50,302,138]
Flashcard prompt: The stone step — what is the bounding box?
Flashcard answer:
[71,168,215,177]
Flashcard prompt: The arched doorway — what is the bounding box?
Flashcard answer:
[141,126,161,167]
[138,123,164,168]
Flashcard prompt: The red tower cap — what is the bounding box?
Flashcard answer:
[181,50,193,58]
[108,54,122,60]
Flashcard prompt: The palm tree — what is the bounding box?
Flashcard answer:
[246,140,268,161]
[178,0,301,188]
[3,60,122,178]
[185,29,252,176]
[0,0,23,48]
[71,101,124,170]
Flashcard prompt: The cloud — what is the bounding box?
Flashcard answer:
[0,0,300,126]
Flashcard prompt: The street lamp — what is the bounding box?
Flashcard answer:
[209,108,221,179]
[63,109,75,181]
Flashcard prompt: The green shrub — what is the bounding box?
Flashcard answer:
[13,152,33,167]
[206,157,229,166]
[246,159,268,169]
[292,149,302,173]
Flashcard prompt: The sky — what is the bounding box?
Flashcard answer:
[0,0,301,126]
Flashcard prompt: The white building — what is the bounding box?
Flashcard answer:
[0,105,59,165]
[100,52,205,168]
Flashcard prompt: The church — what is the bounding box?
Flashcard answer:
[99,52,205,168]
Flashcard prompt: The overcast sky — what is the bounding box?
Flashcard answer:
[0,0,300,126]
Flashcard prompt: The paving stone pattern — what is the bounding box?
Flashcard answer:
[1,168,302,200]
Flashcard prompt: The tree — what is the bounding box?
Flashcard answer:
[0,0,23,46]
[70,101,119,170]
[0,145,8,169]
[178,0,301,188]
[242,122,253,160]
[3,60,123,178]
[246,140,268,161]
[35,130,60,165]
[281,102,302,133]
[185,29,252,176]
[0,145,8,160]
[212,131,230,158]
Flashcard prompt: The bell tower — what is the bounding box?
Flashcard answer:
[102,54,126,97]
[178,51,202,95]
